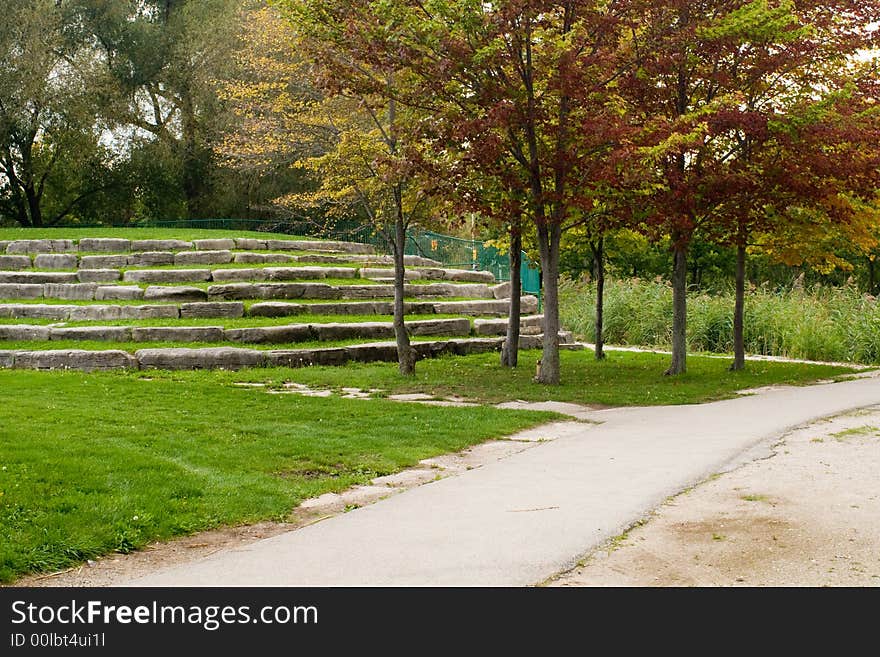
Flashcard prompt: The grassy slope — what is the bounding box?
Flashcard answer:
[0,368,554,582]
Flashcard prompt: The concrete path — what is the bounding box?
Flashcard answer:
[127,373,880,587]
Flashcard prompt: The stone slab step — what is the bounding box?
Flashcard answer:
[473,315,544,336]
[433,296,539,316]
[0,336,516,371]
[245,297,536,318]
[0,318,473,346]
[5,237,378,257]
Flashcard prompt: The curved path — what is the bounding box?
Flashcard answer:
[127,373,880,586]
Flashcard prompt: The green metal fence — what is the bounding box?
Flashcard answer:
[143,218,542,300]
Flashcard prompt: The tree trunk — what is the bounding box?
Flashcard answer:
[392,207,416,376]
[869,257,876,296]
[501,224,522,368]
[24,182,43,227]
[730,243,746,371]
[535,221,561,384]
[665,241,688,376]
[591,236,606,360]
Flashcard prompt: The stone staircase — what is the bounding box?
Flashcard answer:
[0,236,577,371]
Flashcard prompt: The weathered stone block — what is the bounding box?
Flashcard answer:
[425,283,495,298]
[360,268,420,281]
[473,318,506,336]
[0,350,17,368]
[412,268,445,280]
[313,322,394,341]
[0,304,72,320]
[207,283,257,300]
[13,349,137,371]
[131,326,224,342]
[517,335,543,350]
[447,269,496,283]
[0,271,78,284]
[67,305,124,321]
[233,252,297,264]
[179,302,245,319]
[130,239,192,251]
[263,267,320,281]
[174,250,233,265]
[126,305,179,320]
[339,285,394,299]
[444,338,503,356]
[143,286,208,302]
[6,239,75,254]
[0,325,51,340]
[210,269,267,282]
[491,281,512,299]
[432,299,511,317]
[265,349,317,368]
[192,239,235,251]
[315,266,357,279]
[77,269,121,283]
[123,269,212,284]
[246,302,307,317]
[78,238,130,253]
[346,342,400,363]
[33,254,77,270]
[50,326,132,342]
[297,240,375,255]
[266,240,307,252]
[127,252,174,267]
[80,255,129,269]
[0,283,43,299]
[224,325,313,344]
[294,254,344,264]
[43,283,97,300]
[0,255,32,270]
[255,283,341,300]
[95,285,144,301]
[407,318,471,337]
[136,347,267,370]
[234,238,267,250]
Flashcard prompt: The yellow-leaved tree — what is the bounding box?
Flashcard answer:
[218,1,436,375]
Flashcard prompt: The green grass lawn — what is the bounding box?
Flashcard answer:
[0,227,307,241]
[0,368,555,583]
[0,347,860,583]
[222,349,861,406]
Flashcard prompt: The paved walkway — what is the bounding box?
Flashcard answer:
[127,373,880,586]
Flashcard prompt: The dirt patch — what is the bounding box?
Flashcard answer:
[548,408,880,587]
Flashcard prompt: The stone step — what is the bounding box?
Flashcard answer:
[472,315,545,336]
[0,337,506,371]
[0,277,497,303]
[433,296,539,316]
[205,281,495,301]
[246,296,538,318]
[0,302,244,321]
[0,318,472,345]
[4,237,377,256]
[0,331,577,372]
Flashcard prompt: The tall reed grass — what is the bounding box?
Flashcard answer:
[559,277,880,364]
